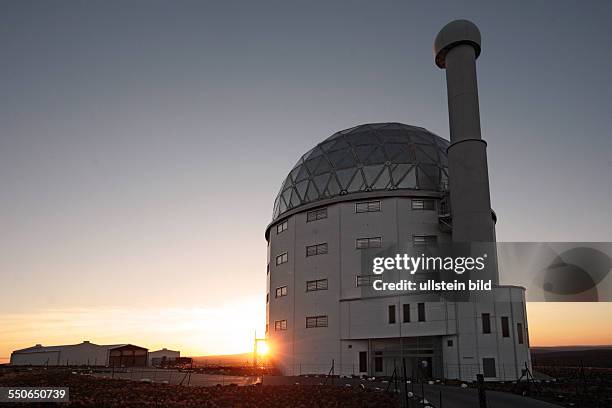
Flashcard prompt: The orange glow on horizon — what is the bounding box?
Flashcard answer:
[1,301,611,365]
[527,302,612,347]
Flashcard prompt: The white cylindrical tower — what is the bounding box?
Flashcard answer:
[434,20,496,244]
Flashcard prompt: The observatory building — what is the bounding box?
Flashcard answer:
[265,21,531,380]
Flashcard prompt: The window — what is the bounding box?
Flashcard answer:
[265,324,269,334]
[306,315,328,328]
[517,323,524,344]
[483,358,496,378]
[418,303,426,322]
[274,320,287,331]
[403,304,411,323]
[359,352,368,373]
[356,274,378,287]
[388,305,396,324]
[306,243,328,257]
[276,252,288,265]
[356,237,382,249]
[412,199,436,210]
[267,264,269,274]
[501,316,510,337]
[276,220,288,234]
[307,208,327,222]
[275,286,287,298]
[266,293,269,303]
[482,313,491,334]
[356,200,381,213]
[413,235,437,246]
[306,279,328,292]
[447,339,453,347]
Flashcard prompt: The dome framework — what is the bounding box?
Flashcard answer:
[273,123,450,221]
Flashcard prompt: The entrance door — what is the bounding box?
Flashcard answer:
[359,352,367,373]
[374,356,383,373]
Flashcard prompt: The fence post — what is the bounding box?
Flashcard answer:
[421,382,424,406]
[477,374,487,408]
[402,358,409,408]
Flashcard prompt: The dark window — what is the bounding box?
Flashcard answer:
[356,274,379,287]
[418,303,426,322]
[482,313,491,334]
[356,200,381,213]
[517,323,524,344]
[266,293,269,303]
[267,264,269,274]
[413,235,437,246]
[501,316,510,337]
[276,220,288,234]
[306,315,328,328]
[403,304,410,323]
[359,351,368,372]
[412,199,436,210]
[374,357,383,372]
[275,286,287,298]
[276,252,288,265]
[307,208,327,222]
[388,305,396,324]
[447,339,453,347]
[265,324,268,334]
[483,358,496,378]
[356,237,382,249]
[306,279,328,292]
[306,243,328,257]
[274,320,287,331]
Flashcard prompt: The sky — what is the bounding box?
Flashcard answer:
[1,1,612,362]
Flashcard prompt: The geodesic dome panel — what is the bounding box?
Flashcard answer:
[272,122,449,221]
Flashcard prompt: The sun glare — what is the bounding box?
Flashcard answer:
[256,341,269,356]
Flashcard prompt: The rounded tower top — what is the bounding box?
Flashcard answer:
[434,19,481,69]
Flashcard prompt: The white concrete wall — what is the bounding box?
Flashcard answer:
[266,196,531,380]
[149,349,180,365]
[11,350,60,366]
[10,342,110,366]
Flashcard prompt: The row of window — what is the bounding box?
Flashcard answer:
[274,234,437,266]
[272,312,524,345]
[359,351,496,377]
[272,303,427,332]
[275,199,437,235]
[274,315,328,331]
[388,303,426,324]
[269,274,374,301]
[482,313,524,344]
[268,279,329,303]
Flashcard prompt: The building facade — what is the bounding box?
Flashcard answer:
[10,341,148,367]
[264,123,531,381]
[148,348,180,366]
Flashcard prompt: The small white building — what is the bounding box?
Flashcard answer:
[148,348,180,366]
[10,341,148,367]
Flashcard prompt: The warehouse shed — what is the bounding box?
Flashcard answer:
[10,341,148,367]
